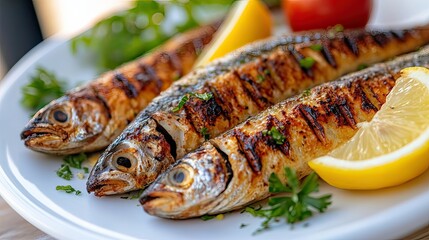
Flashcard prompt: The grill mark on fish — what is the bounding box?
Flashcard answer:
[343,35,359,56]
[266,115,290,156]
[137,63,163,91]
[337,97,357,129]
[234,129,262,173]
[154,119,177,160]
[211,143,234,193]
[192,37,204,55]
[89,85,113,119]
[321,42,337,68]
[288,45,314,77]
[372,32,391,47]
[206,85,231,122]
[298,104,326,143]
[356,82,379,112]
[114,72,138,98]
[234,71,271,109]
[161,51,183,77]
[391,30,405,41]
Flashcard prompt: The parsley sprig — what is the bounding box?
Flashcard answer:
[21,67,67,114]
[56,153,88,180]
[245,167,332,234]
[56,185,82,195]
[262,127,286,145]
[172,92,213,112]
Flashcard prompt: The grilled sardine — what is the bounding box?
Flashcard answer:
[20,23,219,154]
[140,46,429,219]
[87,25,429,196]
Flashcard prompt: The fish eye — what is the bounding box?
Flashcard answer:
[113,154,137,172]
[168,164,193,188]
[53,110,68,123]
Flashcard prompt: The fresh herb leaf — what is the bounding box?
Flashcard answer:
[244,167,332,234]
[333,24,344,32]
[200,127,210,140]
[256,74,265,83]
[310,44,323,51]
[357,64,368,71]
[56,185,81,195]
[130,189,145,200]
[83,167,89,174]
[173,92,213,112]
[21,67,67,114]
[56,164,73,180]
[299,57,316,69]
[201,215,216,221]
[301,89,311,98]
[71,1,235,69]
[192,92,213,101]
[240,223,248,229]
[263,127,286,145]
[63,153,87,169]
[264,69,270,75]
[172,94,190,112]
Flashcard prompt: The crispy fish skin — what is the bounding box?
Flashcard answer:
[87,26,429,196]
[20,23,219,155]
[140,47,429,219]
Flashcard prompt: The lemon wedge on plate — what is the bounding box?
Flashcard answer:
[194,0,272,67]
[309,67,429,190]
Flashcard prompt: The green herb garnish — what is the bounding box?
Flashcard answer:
[56,164,73,180]
[200,127,210,140]
[173,92,213,112]
[245,167,332,234]
[299,57,316,69]
[301,89,311,98]
[357,64,368,71]
[201,215,217,221]
[71,1,235,69]
[310,44,323,51]
[264,69,270,75]
[263,127,286,145]
[256,74,265,83]
[83,167,89,174]
[21,67,67,114]
[333,24,344,32]
[130,189,145,200]
[63,153,87,169]
[56,185,81,195]
[240,223,249,229]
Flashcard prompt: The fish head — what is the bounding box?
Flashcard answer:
[139,144,232,219]
[20,95,109,154]
[87,118,178,196]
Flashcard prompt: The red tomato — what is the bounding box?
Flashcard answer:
[283,0,372,31]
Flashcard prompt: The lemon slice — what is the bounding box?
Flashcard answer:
[194,0,272,67]
[309,67,429,190]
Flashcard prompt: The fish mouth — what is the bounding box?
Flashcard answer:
[87,178,134,197]
[21,125,66,142]
[140,191,183,215]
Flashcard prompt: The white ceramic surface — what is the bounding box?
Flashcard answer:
[1,1,429,239]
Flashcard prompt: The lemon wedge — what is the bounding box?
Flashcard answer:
[309,67,429,190]
[194,0,272,67]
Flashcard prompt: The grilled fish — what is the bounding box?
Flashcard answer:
[20,23,219,155]
[140,46,429,219]
[87,25,429,196]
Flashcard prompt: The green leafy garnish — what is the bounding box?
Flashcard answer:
[83,167,89,174]
[172,94,190,112]
[301,89,311,98]
[310,44,323,51]
[240,223,249,229]
[172,92,213,112]
[262,127,286,145]
[21,67,67,113]
[56,164,73,180]
[256,74,265,83]
[201,215,217,221]
[63,153,87,169]
[71,1,235,69]
[56,185,81,195]
[245,167,332,234]
[200,127,210,140]
[130,189,145,200]
[299,57,316,69]
[333,24,344,32]
[357,64,368,71]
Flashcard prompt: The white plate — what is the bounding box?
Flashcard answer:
[1,1,429,239]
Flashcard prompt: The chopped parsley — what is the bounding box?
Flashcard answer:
[301,89,311,98]
[83,167,89,174]
[21,67,67,114]
[262,127,286,145]
[172,92,213,112]
[200,127,210,140]
[64,153,87,169]
[310,44,323,51]
[357,64,368,71]
[244,167,332,234]
[201,215,216,221]
[299,57,316,69]
[240,223,249,229]
[56,164,73,180]
[56,185,81,195]
[256,74,265,83]
[264,69,270,75]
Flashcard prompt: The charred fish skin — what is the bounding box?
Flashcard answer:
[140,46,429,219]
[20,23,219,155]
[88,25,429,196]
